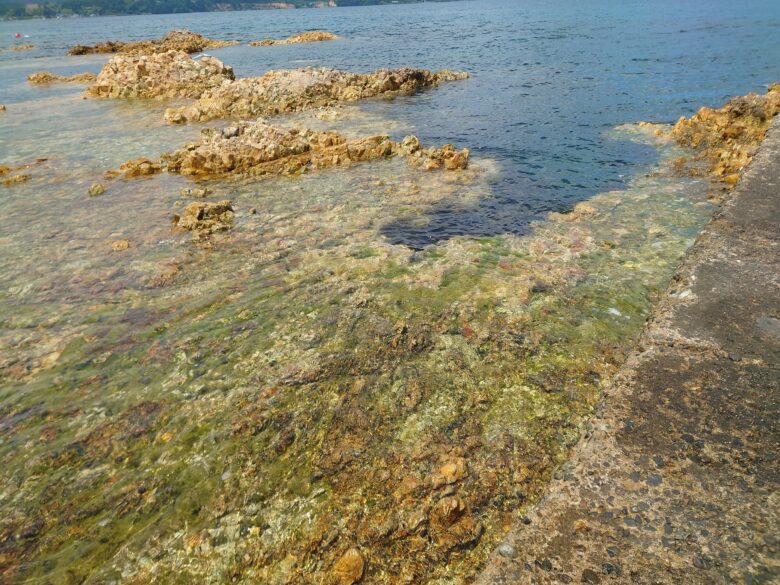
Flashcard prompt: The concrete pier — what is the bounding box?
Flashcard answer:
[476,121,780,584]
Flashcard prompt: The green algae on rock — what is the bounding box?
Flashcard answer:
[0,119,715,584]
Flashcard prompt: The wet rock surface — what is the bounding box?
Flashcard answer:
[476,121,780,584]
[68,29,237,56]
[114,119,468,180]
[670,83,780,187]
[0,121,716,584]
[250,31,340,46]
[10,44,34,51]
[173,200,234,238]
[164,66,469,123]
[27,71,97,84]
[87,50,234,99]
[331,547,365,585]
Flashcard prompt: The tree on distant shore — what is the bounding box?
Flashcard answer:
[0,0,431,19]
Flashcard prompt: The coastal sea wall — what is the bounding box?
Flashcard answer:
[476,120,780,584]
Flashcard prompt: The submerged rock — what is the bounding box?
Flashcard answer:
[2,173,30,186]
[114,119,469,180]
[331,548,365,585]
[180,187,213,197]
[164,66,469,123]
[28,71,97,84]
[87,51,234,100]
[429,496,483,549]
[88,183,106,196]
[250,31,340,46]
[109,158,162,179]
[669,82,780,187]
[10,44,34,51]
[68,29,237,56]
[173,200,234,236]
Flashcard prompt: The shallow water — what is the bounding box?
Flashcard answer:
[0,1,778,583]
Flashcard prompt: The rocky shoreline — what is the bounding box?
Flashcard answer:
[249,30,339,46]
[83,50,468,124]
[86,50,234,99]
[67,29,237,56]
[475,114,780,585]
[111,120,468,180]
[27,71,96,84]
[10,23,779,585]
[162,66,469,123]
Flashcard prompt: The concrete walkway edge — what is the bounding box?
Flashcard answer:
[475,121,780,585]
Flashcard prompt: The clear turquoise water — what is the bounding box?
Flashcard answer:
[2,0,779,244]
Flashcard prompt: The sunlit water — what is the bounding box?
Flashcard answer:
[0,1,778,583]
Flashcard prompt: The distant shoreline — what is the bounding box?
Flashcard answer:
[0,0,456,22]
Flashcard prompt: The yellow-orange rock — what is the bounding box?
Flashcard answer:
[174,200,234,236]
[68,29,236,56]
[331,547,364,585]
[249,31,339,46]
[87,51,234,100]
[670,82,780,187]
[429,496,482,549]
[151,120,468,179]
[28,71,97,84]
[165,66,469,124]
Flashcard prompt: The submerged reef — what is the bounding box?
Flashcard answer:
[68,29,237,56]
[666,83,780,187]
[110,119,469,180]
[0,158,47,187]
[27,71,97,84]
[173,200,235,238]
[249,31,340,46]
[163,67,469,123]
[0,119,718,584]
[87,50,235,99]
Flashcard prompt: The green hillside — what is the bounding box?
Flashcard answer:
[0,0,435,19]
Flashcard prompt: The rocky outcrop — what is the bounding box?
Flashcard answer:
[68,29,237,56]
[10,44,34,51]
[670,82,780,186]
[164,66,469,123]
[162,121,395,177]
[112,119,469,180]
[86,51,234,99]
[27,71,97,84]
[173,200,234,237]
[107,158,162,179]
[396,134,471,171]
[249,31,339,46]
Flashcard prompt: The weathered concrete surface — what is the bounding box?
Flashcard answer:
[476,121,780,585]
